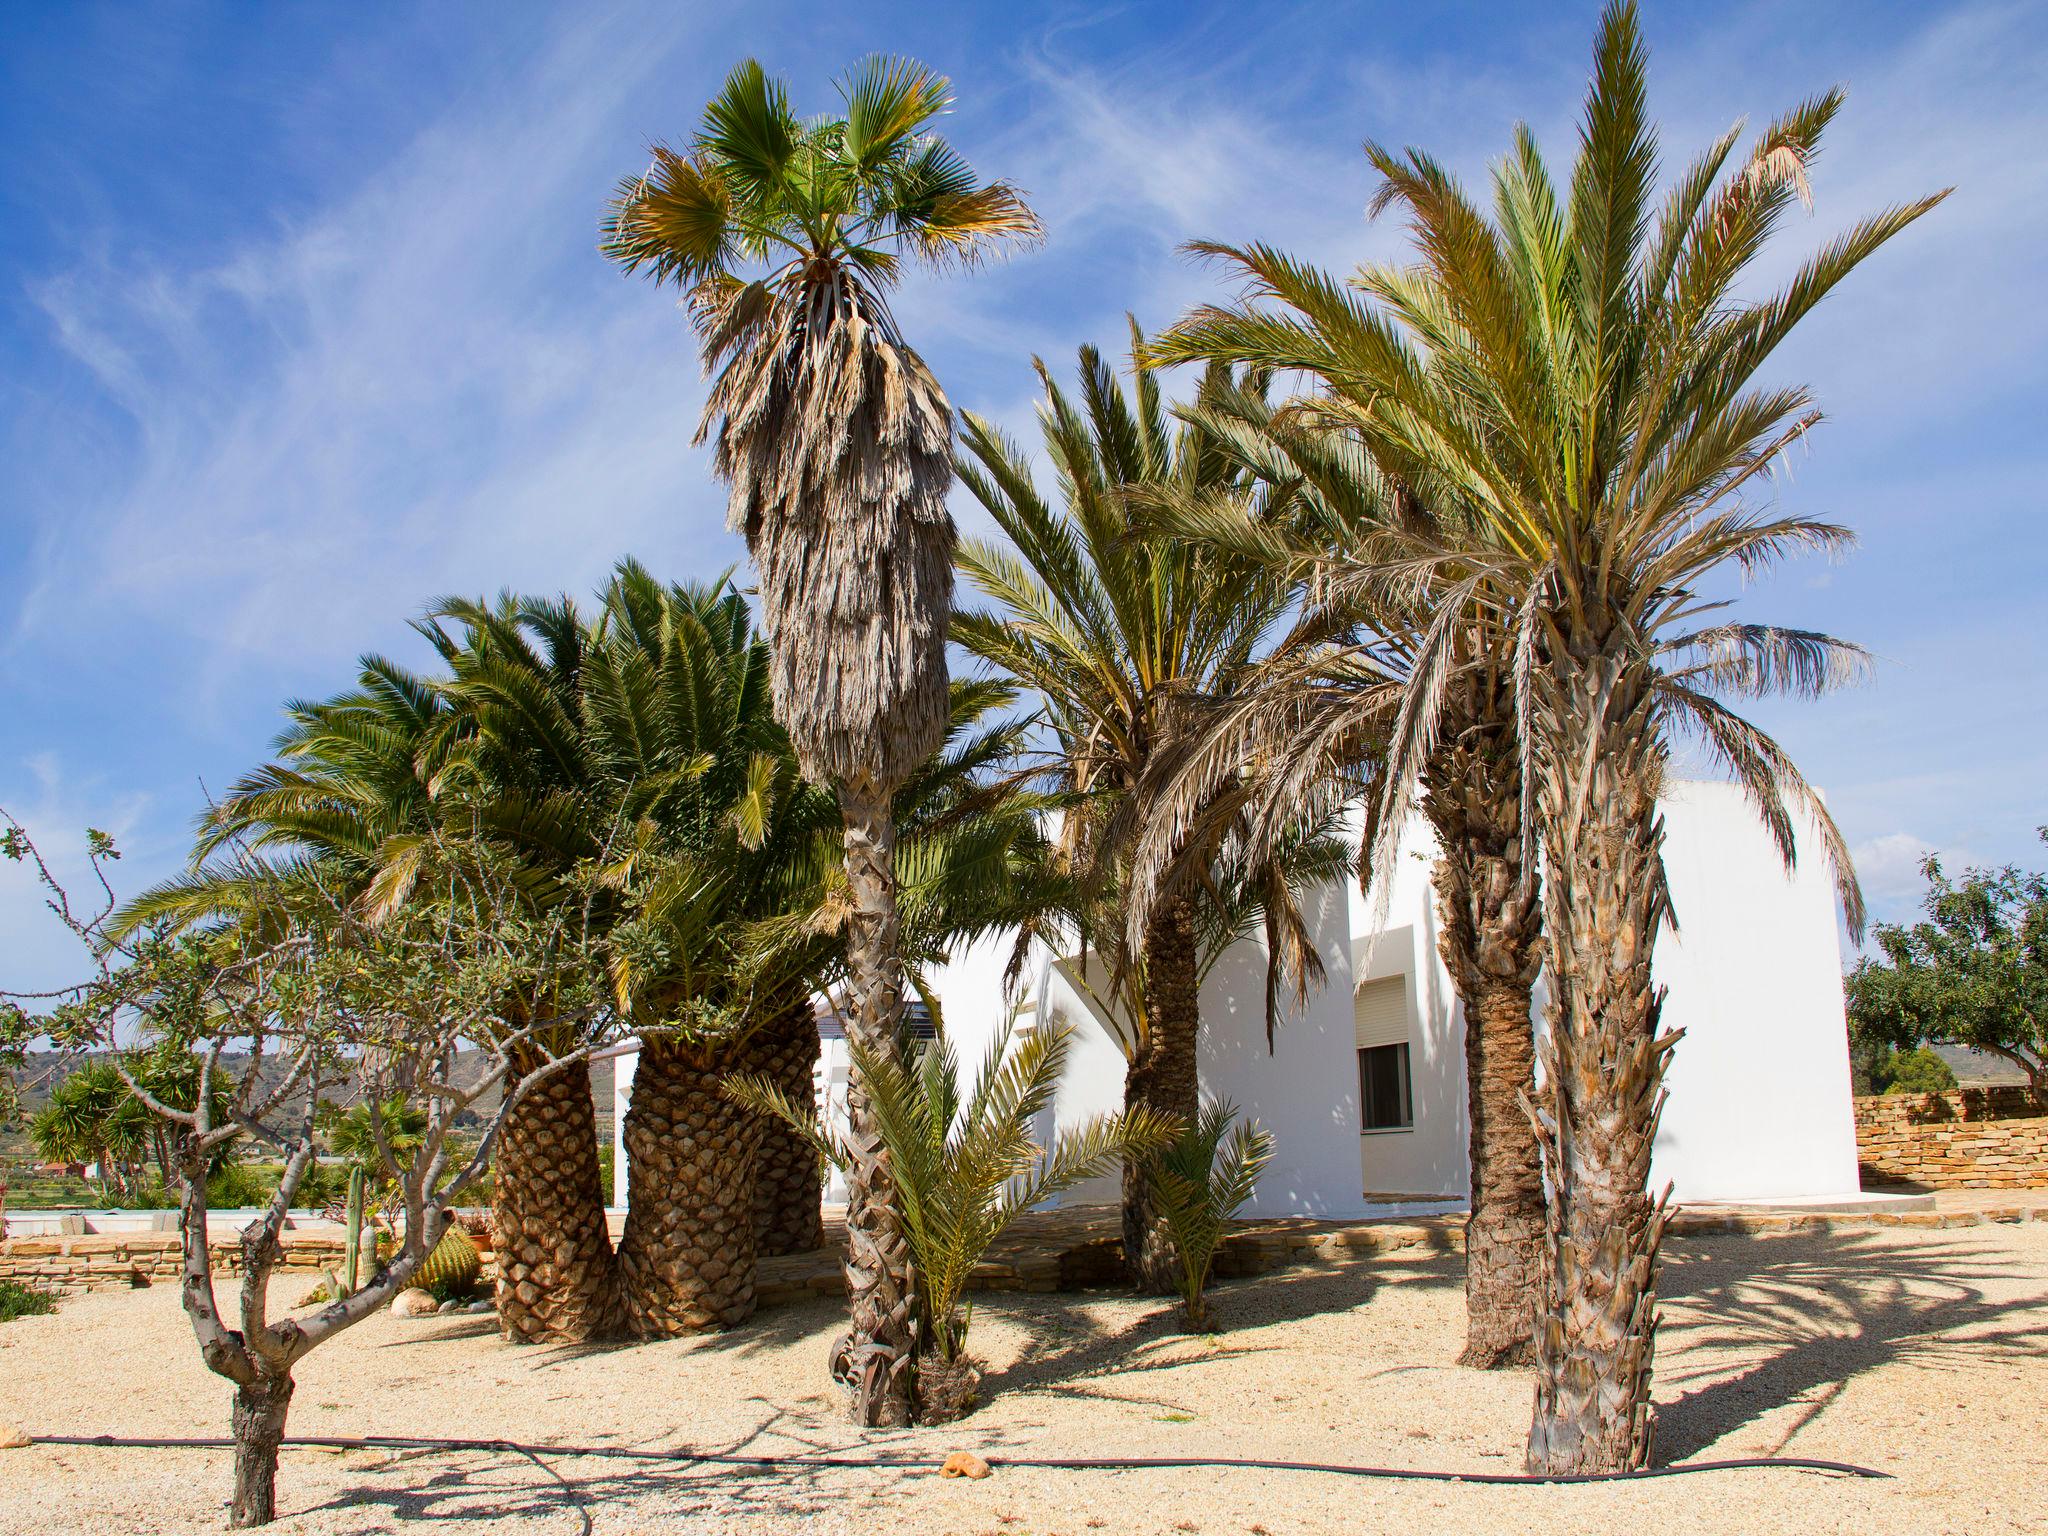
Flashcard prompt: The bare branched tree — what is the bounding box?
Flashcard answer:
[0,812,615,1527]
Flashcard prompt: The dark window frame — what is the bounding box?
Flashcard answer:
[1358,1041,1413,1132]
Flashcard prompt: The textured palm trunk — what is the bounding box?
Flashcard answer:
[617,1036,764,1337]
[1524,643,1679,1474]
[1424,690,1545,1369]
[492,1049,621,1344]
[229,1372,293,1528]
[740,998,825,1255]
[1122,895,1202,1293]
[833,784,922,1426]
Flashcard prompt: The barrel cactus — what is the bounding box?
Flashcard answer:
[413,1225,482,1300]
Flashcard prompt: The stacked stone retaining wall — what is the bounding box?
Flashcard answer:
[1856,1086,2048,1189]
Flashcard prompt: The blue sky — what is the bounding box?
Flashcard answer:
[3,1,2043,988]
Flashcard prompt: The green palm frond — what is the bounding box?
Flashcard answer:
[737,1019,1163,1361]
[1146,1099,1275,1329]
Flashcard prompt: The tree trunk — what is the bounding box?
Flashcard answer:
[1123,896,1202,1294]
[740,999,825,1256]
[833,784,922,1426]
[617,1036,764,1336]
[229,1372,293,1528]
[491,1050,621,1344]
[1455,974,1544,1367]
[1524,645,1679,1474]
[1424,690,1546,1369]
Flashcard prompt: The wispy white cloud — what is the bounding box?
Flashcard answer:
[15,5,735,692]
[3,0,2042,1000]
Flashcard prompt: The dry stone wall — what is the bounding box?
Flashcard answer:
[1856,1086,2048,1188]
[0,1228,505,1295]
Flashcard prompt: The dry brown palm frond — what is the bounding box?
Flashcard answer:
[704,268,956,789]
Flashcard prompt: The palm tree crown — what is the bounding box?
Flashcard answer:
[602,57,1040,792]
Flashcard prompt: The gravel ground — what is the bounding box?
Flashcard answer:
[2,1221,2043,1536]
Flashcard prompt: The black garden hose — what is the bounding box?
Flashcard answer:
[27,1431,1891,1484]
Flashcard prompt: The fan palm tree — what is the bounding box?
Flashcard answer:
[1123,386,1547,1365]
[602,56,1039,1424]
[1148,1,1941,1470]
[954,334,1341,1292]
[30,1061,153,1200]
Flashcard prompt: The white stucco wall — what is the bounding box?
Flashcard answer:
[1332,780,1861,1204]
[612,779,1862,1217]
[1648,781,1861,1200]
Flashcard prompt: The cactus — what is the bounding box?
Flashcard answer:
[412,1224,481,1300]
[340,1168,365,1299]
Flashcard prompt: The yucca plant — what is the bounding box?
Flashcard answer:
[1146,1100,1274,1331]
[732,1019,1168,1379]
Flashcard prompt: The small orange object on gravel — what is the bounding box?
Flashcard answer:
[0,1426,31,1450]
[940,1451,991,1479]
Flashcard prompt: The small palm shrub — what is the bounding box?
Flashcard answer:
[0,1279,58,1323]
[732,1021,1168,1393]
[1146,1100,1274,1331]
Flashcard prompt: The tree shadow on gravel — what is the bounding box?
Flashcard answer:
[1652,1230,2048,1462]
[983,1252,1463,1411]
[298,1407,1046,1532]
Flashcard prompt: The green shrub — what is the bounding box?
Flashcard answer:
[0,1279,58,1323]
[1881,1046,1959,1095]
[731,1021,1166,1371]
[205,1161,275,1208]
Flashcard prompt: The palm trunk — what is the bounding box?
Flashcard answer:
[492,1048,621,1344]
[833,784,922,1426]
[229,1372,293,1528]
[1524,645,1679,1474]
[1425,693,1545,1369]
[1122,895,1201,1293]
[617,1036,764,1336]
[741,999,825,1255]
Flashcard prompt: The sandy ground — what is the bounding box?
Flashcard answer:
[2,1221,2044,1536]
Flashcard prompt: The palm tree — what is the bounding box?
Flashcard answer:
[1149,1,1941,1470]
[120,635,629,1344]
[602,57,1039,1424]
[31,1061,153,1200]
[954,335,1340,1292]
[1126,386,1546,1365]
[562,566,837,1336]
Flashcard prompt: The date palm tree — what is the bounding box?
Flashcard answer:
[1149,0,1941,1470]
[602,56,1039,1423]
[1127,384,1547,1365]
[954,334,1339,1292]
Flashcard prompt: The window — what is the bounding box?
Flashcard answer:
[1358,1043,1413,1131]
[1354,974,1412,1132]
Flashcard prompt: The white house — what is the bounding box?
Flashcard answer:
[615,779,1865,1216]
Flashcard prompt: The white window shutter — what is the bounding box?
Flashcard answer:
[1354,975,1409,1050]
